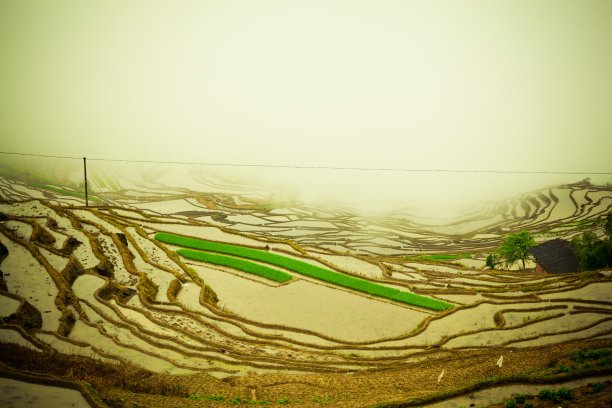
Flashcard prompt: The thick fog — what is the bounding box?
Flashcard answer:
[2,154,608,221]
[1,1,611,216]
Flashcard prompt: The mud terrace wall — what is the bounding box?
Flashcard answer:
[0,175,611,407]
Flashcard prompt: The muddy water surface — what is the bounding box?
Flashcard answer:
[0,377,92,408]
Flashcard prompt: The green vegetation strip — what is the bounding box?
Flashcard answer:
[408,254,471,261]
[177,249,293,283]
[30,183,101,202]
[156,232,453,311]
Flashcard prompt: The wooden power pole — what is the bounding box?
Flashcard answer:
[83,157,88,207]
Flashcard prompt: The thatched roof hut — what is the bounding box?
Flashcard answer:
[528,238,579,274]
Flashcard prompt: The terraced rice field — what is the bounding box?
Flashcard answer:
[29,183,102,202]
[0,171,611,407]
[177,249,294,283]
[158,232,452,310]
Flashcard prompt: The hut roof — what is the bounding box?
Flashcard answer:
[528,238,579,274]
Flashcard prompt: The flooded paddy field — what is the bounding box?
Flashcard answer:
[1,172,612,407]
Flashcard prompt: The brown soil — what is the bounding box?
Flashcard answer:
[1,339,612,408]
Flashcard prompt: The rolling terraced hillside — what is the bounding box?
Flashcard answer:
[1,172,612,408]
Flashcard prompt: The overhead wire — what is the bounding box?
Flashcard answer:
[1,150,610,175]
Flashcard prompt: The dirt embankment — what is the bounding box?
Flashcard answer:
[1,339,612,408]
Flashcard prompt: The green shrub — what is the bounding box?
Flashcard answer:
[189,395,226,401]
[158,233,454,311]
[554,364,570,373]
[597,357,612,367]
[504,399,517,408]
[230,397,253,405]
[569,350,585,362]
[514,394,525,404]
[592,382,606,393]
[586,349,599,360]
[538,388,559,402]
[570,348,611,363]
[570,232,612,271]
[557,387,573,400]
[486,253,499,269]
[539,387,573,402]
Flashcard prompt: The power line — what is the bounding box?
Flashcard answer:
[1,150,611,175]
[0,151,82,160]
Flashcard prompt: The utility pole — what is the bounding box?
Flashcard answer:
[83,157,88,207]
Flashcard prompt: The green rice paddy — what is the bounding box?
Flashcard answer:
[156,232,454,311]
[177,249,293,283]
[30,183,101,202]
[408,254,472,261]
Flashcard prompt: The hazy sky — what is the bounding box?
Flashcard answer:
[1,1,611,198]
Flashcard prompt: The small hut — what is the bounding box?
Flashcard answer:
[528,238,579,275]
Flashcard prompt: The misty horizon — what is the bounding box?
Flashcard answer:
[1,152,608,220]
[2,1,611,182]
